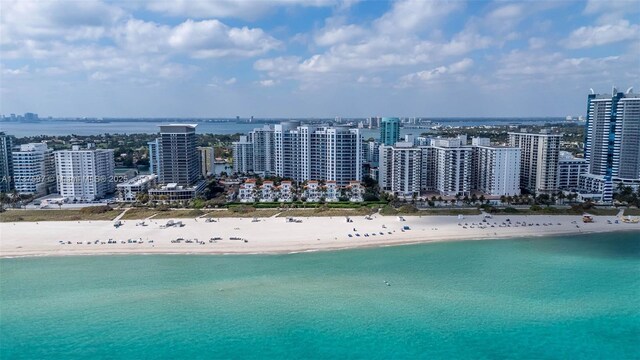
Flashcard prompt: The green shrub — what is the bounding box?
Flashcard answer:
[80,205,112,214]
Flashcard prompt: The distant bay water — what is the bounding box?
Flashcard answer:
[1,232,638,359]
[0,118,568,137]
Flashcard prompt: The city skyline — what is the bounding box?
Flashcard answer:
[1,0,638,118]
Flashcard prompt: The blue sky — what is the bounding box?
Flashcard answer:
[1,0,638,118]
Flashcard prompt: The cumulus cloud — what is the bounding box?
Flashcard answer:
[168,19,281,58]
[255,1,488,83]
[0,0,124,43]
[563,20,640,48]
[494,50,632,83]
[398,58,473,87]
[1,1,283,83]
[314,24,366,47]
[374,0,462,34]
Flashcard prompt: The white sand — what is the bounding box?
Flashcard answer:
[1,213,638,258]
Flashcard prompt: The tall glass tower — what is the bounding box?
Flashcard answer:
[379,117,400,146]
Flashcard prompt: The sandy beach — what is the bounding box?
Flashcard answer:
[1,212,638,258]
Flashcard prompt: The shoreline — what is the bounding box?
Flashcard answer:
[1,214,638,258]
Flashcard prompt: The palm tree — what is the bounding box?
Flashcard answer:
[0,192,8,210]
[557,192,566,205]
[10,189,20,208]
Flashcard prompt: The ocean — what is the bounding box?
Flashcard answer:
[1,232,638,359]
[0,118,568,137]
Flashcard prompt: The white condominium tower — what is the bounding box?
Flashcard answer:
[272,122,362,186]
[508,130,561,194]
[472,141,521,196]
[12,143,56,196]
[378,142,426,197]
[379,136,521,198]
[250,125,275,176]
[231,126,275,176]
[432,138,473,196]
[232,135,254,174]
[378,137,473,197]
[55,145,115,201]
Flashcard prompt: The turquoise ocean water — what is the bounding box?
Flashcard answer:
[1,232,639,359]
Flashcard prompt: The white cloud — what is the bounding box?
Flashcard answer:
[0,0,123,43]
[255,0,487,85]
[1,65,30,76]
[168,19,281,58]
[563,20,640,48]
[493,49,636,85]
[258,79,279,87]
[314,24,366,46]
[1,1,283,84]
[398,58,473,87]
[225,77,237,85]
[374,0,462,34]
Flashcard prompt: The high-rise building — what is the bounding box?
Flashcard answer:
[0,132,14,193]
[580,88,640,201]
[249,125,275,176]
[147,139,160,176]
[12,143,56,196]
[508,130,561,194]
[379,138,473,197]
[557,151,588,191]
[269,122,362,186]
[232,135,254,174]
[432,138,473,196]
[55,145,115,201]
[378,142,425,197]
[380,117,400,146]
[363,140,380,166]
[158,124,200,186]
[197,146,215,177]
[472,143,521,196]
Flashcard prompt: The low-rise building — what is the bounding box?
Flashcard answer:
[116,174,157,202]
[347,181,364,202]
[148,181,206,203]
[304,181,322,202]
[279,181,294,202]
[325,181,339,202]
[260,181,276,202]
[238,179,256,203]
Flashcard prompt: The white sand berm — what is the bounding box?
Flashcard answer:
[1,213,638,257]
